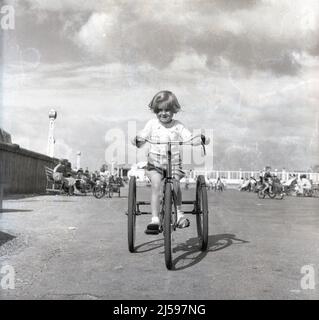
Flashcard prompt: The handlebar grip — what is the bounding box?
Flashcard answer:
[202,142,206,156]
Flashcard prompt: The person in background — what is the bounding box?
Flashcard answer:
[53,159,76,189]
[239,177,249,191]
[76,168,84,179]
[208,177,215,190]
[109,174,115,184]
[84,167,90,178]
[262,166,273,194]
[100,165,110,180]
[216,177,224,191]
[221,176,227,190]
[249,176,257,192]
[297,174,312,195]
[259,170,264,185]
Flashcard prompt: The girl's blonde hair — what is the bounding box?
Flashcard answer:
[148,90,181,114]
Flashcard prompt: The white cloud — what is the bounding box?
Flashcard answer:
[168,51,207,72]
[76,11,118,55]
[14,0,112,12]
[54,138,74,161]
[2,0,319,169]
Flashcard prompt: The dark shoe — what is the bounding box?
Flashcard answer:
[145,223,159,235]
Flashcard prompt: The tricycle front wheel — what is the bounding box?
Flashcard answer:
[164,183,173,270]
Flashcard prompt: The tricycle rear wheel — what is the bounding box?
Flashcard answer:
[258,190,265,199]
[128,177,137,253]
[196,175,208,251]
[93,185,105,199]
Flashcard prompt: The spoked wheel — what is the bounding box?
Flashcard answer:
[93,185,105,199]
[63,183,74,196]
[258,190,265,199]
[108,185,113,198]
[85,184,93,194]
[163,183,173,270]
[196,175,208,251]
[268,192,276,199]
[68,185,75,196]
[128,177,137,253]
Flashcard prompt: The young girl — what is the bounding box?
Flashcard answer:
[132,90,209,234]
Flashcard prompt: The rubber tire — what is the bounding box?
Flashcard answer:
[164,183,173,270]
[196,175,209,251]
[93,185,105,199]
[108,185,113,198]
[86,184,93,194]
[258,190,265,199]
[68,185,75,196]
[128,177,137,253]
[268,192,276,199]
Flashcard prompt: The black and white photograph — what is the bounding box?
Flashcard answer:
[0,0,319,303]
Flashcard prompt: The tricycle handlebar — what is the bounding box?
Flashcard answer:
[140,134,203,145]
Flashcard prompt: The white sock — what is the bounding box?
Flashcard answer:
[151,216,160,224]
[177,209,184,220]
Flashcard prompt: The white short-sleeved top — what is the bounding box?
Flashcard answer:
[300,178,311,188]
[138,118,192,169]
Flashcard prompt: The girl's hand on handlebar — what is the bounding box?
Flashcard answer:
[191,134,210,146]
[201,134,210,145]
[133,136,146,148]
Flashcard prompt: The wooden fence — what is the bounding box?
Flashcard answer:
[0,142,58,195]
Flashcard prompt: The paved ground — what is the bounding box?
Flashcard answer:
[0,186,318,300]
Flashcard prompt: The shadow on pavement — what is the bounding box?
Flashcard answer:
[135,238,163,253]
[172,233,250,271]
[0,209,33,213]
[3,194,45,200]
[5,194,76,202]
[9,200,75,203]
[42,200,75,202]
[133,233,249,269]
[0,231,16,247]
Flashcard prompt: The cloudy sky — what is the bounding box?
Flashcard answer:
[1,0,318,171]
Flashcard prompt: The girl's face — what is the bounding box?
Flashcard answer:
[156,105,174,124]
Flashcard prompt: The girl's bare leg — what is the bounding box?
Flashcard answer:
[146,170,162,221]
[174,174,189,227]
[173,176,182,207]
